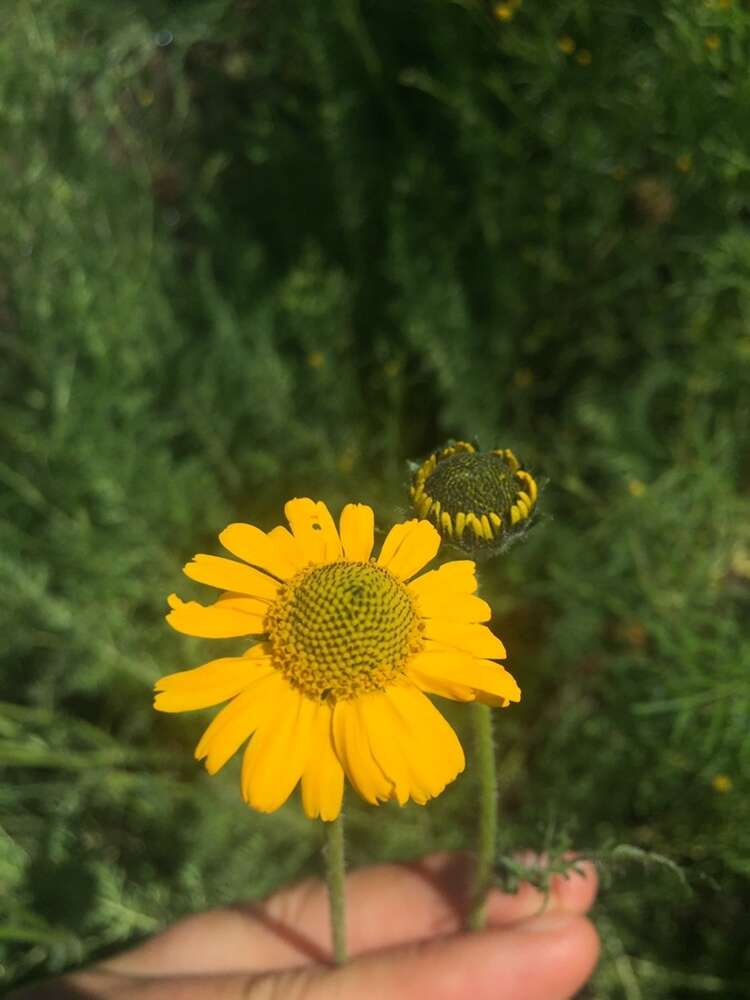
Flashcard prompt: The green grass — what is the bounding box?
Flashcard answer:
[2,0,750,995]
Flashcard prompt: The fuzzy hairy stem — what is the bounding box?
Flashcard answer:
[468,702,498,931]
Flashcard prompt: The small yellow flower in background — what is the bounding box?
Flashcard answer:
[410,441,539,552]
[711,774,732,793]
[337,444,357,473]
[676,153,693,174]
[576,49,592,66]
[730,542,750,579]
[307,351,325,369]
[705,34,721,51]
[627,478,646,498]
[155,499,520,820]
[514,367,534,388]
[558,36,576,55]
[494,3,514,21]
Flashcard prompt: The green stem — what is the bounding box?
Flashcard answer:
[468,702,498,931]
[324,812,348,964]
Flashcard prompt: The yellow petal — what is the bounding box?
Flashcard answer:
[339,503,375,562]
[193,667,281,773]
[300,703,345,821]
[267,525,309,571]
[284,498,342,564]
[476,692,513,708]
[408,651,521,705]
[377,520,441,580]
[219,523,300,580]
[406,655,478,703]
[154,655,272,712]
[519,471,538,503]
[183,555,281,601]
[215,594,270,617]
[242,640,273,659]
[423,621,507,659]
[332,699,394,805]
[166,594,266,638]
[360,686,465,805]
[414,592,491,623]
[408,560,478,599]
[241,682,317,812]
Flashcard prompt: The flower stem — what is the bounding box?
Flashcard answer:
[324,812,347,964]
[468,702,497,931]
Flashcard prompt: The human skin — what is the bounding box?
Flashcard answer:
[11,851,599,1000]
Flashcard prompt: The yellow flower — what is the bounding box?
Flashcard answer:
[576,49,592,66]
[627,478,646,497]
[494,3,513,20]
[675,153,693,174]
[410,441,539,551]
[558,36,576,56]
[712,774,732,793]
[155,499,520,820]
[704,34,721,51]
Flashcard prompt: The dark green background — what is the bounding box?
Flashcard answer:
[2,1,749,995]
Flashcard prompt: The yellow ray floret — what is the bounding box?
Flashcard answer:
[454,511,467,540]
[155,500,520,820]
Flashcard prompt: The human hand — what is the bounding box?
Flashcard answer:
[12,851,599,1000]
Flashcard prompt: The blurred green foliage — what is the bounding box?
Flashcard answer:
[2,0,750,995]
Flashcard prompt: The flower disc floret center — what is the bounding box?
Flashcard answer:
[267,561,423,701]
[426,452,517,518]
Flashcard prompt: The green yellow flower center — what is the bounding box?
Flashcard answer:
[426,452,518,519]
[266,561,423,701]
[410,441,538,546]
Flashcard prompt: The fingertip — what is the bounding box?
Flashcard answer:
[550,859,599,914]
[484,857,599,928]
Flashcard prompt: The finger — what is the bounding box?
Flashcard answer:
[69,910,599,1000]
[102,851,598,976]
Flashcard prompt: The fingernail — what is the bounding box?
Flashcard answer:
[570,859,597,880]
[514,849,548,863]
[521,911,577,934]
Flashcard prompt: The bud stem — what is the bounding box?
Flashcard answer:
[468,702,498,930]
[324,812,348,963]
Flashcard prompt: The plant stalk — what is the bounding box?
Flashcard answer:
[325,812,348,963]
[468,702,498,930]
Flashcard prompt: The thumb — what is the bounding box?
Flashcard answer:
[38,910,598,1000]
[245,909,599,1000]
